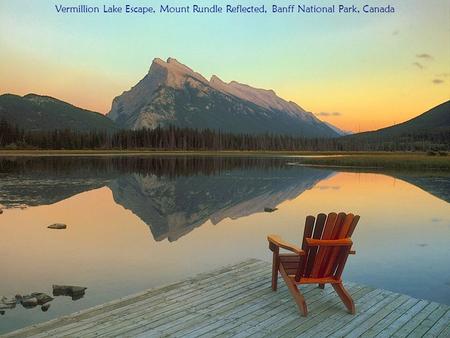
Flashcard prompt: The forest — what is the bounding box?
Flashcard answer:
[0,118,448,152]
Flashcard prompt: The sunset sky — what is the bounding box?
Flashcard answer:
[0,0,449,132]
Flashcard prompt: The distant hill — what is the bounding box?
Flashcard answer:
[107,57,339,137]
[348,100,450,139]
[0,93,117,132]
[323,121,352,136]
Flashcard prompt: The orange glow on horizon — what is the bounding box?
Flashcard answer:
[1,51,448,133]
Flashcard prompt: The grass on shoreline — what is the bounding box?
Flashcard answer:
[297,153,450,171]
[0,149,449,171]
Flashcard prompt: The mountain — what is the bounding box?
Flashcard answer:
[346,100,450,141]
[0,93,117,132]
[108,58,339,137]
[323,121,352,136]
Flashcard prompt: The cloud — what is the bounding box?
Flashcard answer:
[416,53,433,60]
[432,79,444,84]
[412,62,424,69]
[392,30,399,35]
[436,73,450,77]
[316,112,342,117]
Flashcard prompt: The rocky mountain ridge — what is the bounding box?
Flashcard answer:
[107,57,339,137]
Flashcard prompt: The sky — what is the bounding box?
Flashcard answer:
[0,0,449,132]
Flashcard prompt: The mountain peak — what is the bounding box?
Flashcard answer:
[150,57,209,87]
[166,57,181,64]
[152,57,165,64]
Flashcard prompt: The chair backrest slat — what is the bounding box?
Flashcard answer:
[303,213,327,277]
[321,213,355,277]
[301,216,315,251]
[310,212,338,277]
[347,215,360,237]
[334,246,351,279]
[298,212,359,281]
[331,214,360,278]
[296,216,315,280]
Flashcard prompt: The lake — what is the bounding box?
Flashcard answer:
[0,155,449,334]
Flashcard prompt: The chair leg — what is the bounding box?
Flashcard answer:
[332,282,355,314]
[279,264,308,316]
[271,250,279,291]
[318,284,325,289]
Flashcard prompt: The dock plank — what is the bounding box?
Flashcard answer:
[392,301,441,337]
[297,289,406,337]
[84,273,271,337]
[423,308,450,337]
[3,259,449,338]
[35,261,269,337]
[375,300,430,338]
[266,285,371,338]
[359,297,419,337]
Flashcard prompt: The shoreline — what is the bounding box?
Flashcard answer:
[0,149,443,155]
[0,150,448,171]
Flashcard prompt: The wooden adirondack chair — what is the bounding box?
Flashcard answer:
[268,212,359,316]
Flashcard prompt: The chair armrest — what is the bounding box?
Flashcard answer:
[268,234,304,255]
[305,238,353,247]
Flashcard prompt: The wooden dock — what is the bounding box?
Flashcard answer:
[4,259,449,337]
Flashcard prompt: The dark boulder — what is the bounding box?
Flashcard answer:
[53,285,87,300]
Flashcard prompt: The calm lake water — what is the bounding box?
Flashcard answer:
[0,156,449,334]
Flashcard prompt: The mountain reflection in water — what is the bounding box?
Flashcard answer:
[1,156,449,243]
[0,157,334,241]
[109,167,332,241]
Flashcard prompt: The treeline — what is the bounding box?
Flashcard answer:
[0,156,289,178]
[0,119,448,151]
[337,130,450,152]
